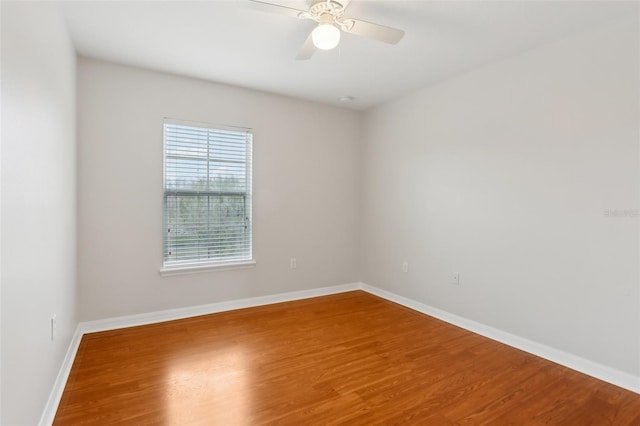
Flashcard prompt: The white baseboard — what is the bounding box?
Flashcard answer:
[78,282,362,334]
[361,283,640,394]
[38,324,84,426]
[41,281,640,425]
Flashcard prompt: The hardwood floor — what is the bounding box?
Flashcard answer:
[54,291,640,425]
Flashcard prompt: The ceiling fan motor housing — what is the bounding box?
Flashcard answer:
[308,0,346,20]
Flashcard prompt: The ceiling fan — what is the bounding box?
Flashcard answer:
[247,0,405,60]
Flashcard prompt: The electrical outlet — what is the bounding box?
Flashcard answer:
[50,315,57,341]
[402,261,409,273]
[451,272,460,285]
[290,258,297,269]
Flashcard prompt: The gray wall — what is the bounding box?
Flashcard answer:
[360,15,639,375]
[1,3,78,424]
[77,58,361,321]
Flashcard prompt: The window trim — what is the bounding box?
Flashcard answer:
[159,259,256,277]
[160,118,254,275]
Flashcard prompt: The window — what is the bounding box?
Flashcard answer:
[162,120,253,272]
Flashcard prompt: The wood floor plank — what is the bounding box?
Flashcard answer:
[54,291,640,425]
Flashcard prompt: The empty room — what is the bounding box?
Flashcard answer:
[2,0,639,424]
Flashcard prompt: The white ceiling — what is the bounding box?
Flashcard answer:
[57,0,636,110]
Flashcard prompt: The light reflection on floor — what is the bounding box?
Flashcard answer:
[164,345,250,425]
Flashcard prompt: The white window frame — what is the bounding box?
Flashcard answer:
[160,118,255,276]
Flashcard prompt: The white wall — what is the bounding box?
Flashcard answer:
[1,2,78,424]
[361,15,639,376]
[77,58,361,321]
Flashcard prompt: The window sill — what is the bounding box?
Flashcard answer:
[160,260,256,277]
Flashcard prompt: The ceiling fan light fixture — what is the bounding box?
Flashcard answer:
[312,23,340,50]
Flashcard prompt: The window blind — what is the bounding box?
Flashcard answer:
[163,121,252,267]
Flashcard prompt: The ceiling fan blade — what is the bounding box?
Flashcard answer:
[296,31,316,60]
[342,18,405,44]
[246,0,307,19]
